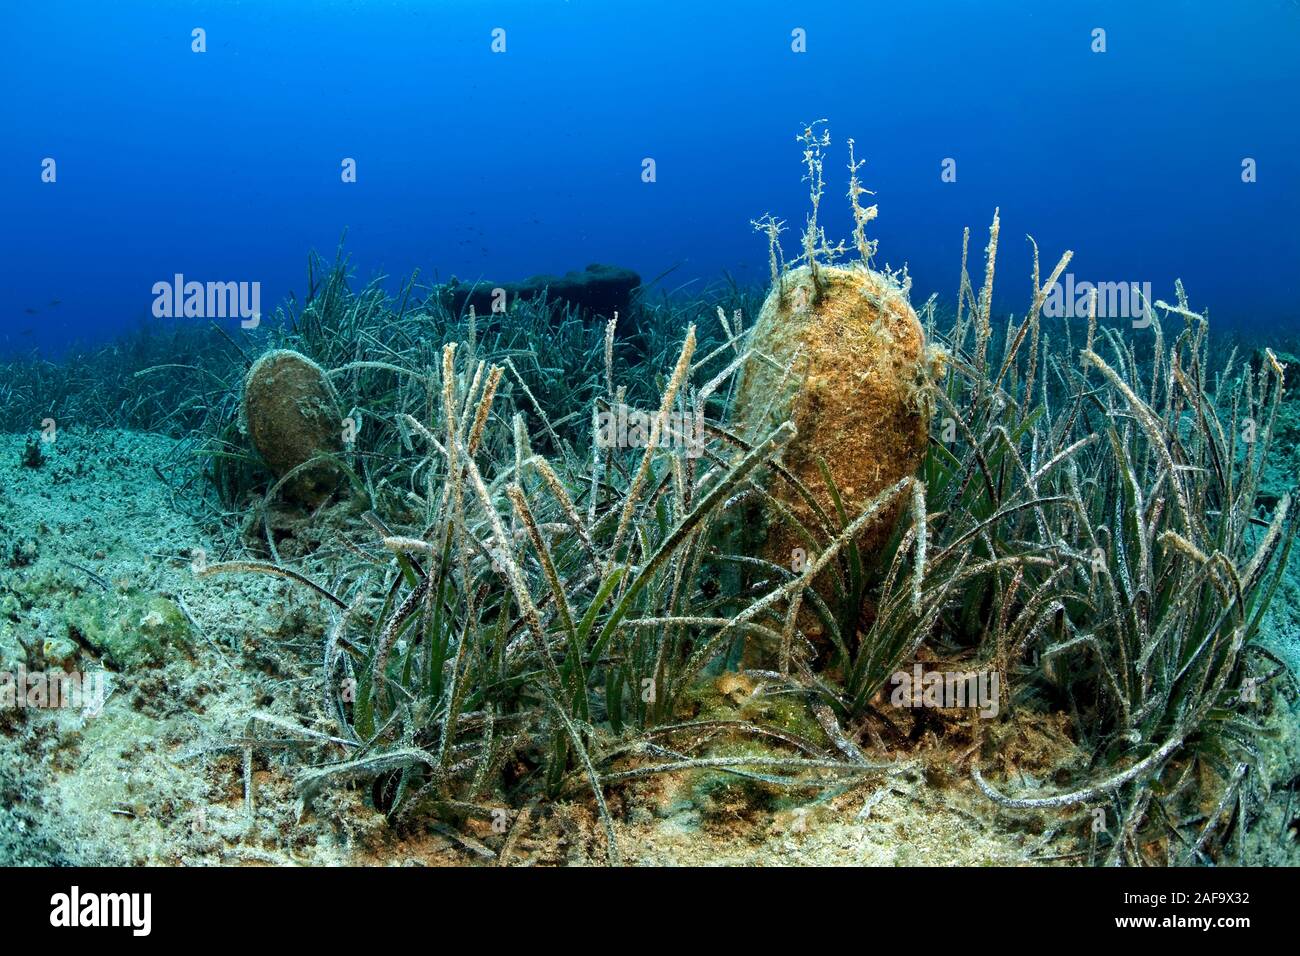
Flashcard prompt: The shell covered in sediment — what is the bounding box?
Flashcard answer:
[731,263,931,564]
[242,349,343,505]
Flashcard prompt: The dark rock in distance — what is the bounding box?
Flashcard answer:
[440,263,640,322]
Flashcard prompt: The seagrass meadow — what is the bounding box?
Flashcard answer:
[3,135,1300,867]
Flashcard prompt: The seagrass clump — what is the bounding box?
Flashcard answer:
[872,212,1299,864]
[200,304,911,865]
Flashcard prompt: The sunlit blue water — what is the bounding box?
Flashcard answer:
[4,0,1299,357]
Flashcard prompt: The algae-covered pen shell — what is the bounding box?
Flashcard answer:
[732,263,931,569]
[242,349,344,506]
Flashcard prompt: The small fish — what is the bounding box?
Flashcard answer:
[24,307,38,315]
[48,298,61,306]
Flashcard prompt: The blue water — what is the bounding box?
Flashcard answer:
[5,0,1299,357]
